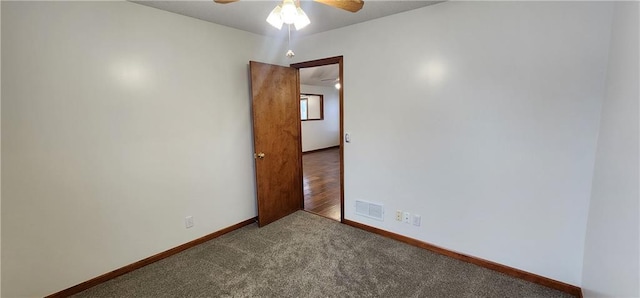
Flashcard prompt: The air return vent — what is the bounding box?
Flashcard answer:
[355,200,384,221]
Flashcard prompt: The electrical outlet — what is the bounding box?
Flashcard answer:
[185,216,194,228]
[413,214,421,226]
[403,212,410,223]
[395,210,403,221]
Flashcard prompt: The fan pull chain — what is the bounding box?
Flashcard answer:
[286,24,295,58]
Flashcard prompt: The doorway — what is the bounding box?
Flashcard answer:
[291,57,344,222]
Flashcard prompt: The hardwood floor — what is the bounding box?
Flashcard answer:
[302,147,341,221]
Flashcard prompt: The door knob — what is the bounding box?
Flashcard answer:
[254,152,265,159]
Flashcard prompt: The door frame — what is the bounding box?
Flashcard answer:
[291,56,345,222]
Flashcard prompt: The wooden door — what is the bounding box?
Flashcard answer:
[249,61,303,227]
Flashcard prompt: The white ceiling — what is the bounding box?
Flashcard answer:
[131,0,442,37]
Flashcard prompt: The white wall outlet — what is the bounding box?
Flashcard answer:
[403,212,410,223]
[185,216,194,228]
[395,210,403,221]
[413,214,421,226]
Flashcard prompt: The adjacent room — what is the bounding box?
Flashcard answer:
[300,64,341,221]
[1,1,638,297]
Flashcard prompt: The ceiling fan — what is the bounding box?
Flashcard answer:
[213,0,365,13]
[214,0,364,57]
[321,77,341,89]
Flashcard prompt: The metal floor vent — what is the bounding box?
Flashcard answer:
[355,200,384,221]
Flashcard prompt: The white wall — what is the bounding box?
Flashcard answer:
[301,84,340,152]
[290,2,614,285]
[1,2,280,296]
[0,1,3,295]
[582,2,639,297]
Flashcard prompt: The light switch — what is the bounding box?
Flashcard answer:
[345,133,351,143]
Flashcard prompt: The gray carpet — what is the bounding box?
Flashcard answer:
[74,211,573,297]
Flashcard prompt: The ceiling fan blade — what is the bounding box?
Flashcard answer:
[314,0,364,13]
[213,0,239,3]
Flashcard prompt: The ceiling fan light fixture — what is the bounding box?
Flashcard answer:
[280,0,298,24]
[294,7,310,30]
[267,0,310,31]
[266,5,284,29]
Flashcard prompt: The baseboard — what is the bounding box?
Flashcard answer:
[46,217,257,298]
[343,219,582,298]
[302,145,339,155]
